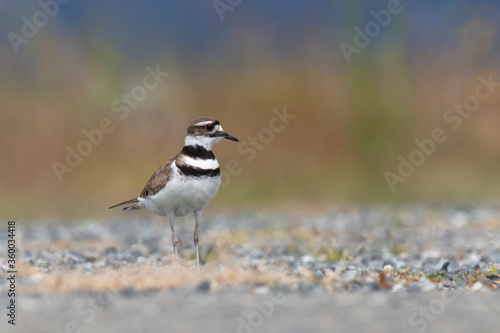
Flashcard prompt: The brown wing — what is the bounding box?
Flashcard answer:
[139,158,174,198]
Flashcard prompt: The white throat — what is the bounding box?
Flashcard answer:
[184,135,222,150]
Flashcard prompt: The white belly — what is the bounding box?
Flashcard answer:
[139,163,221,217]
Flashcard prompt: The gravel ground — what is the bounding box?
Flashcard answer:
[1,205,500,332]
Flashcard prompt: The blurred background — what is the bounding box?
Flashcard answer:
[1,0,500,220]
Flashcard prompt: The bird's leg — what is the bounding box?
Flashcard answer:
[193,210,202,270]
[168,214,179,264]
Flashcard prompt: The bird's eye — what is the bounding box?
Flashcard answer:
[205,124,214,131]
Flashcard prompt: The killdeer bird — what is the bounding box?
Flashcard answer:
[109,117,238,269]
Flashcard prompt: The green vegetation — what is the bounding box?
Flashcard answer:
[2,18,500,220]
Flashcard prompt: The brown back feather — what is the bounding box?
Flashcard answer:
[139,158,174,198]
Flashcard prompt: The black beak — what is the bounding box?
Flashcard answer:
[223,132,239,142]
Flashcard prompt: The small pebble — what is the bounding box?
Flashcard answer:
[391,282,405,293]
[16,208,500,294]
[253,286,270,294]
[470,282,484,291]
[196,280,211,293]
[407,283,422,293]
[369,261,383,272]
[383,264,394,276]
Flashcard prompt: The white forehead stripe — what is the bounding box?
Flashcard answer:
[195,121,214,126]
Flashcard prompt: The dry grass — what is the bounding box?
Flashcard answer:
[21,240,106,251]
[18,259,300,294]
[17,258,500,295]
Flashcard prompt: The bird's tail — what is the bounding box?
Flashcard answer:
[108,198,144,211]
